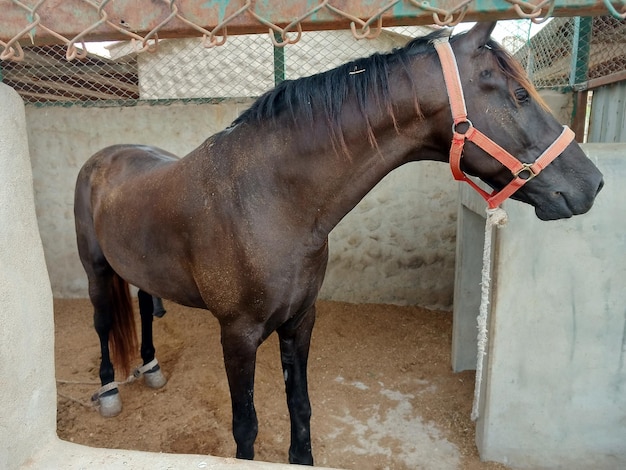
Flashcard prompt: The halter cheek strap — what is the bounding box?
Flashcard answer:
[433,37,575,209]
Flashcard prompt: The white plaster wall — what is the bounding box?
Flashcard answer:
[25,101,458,309]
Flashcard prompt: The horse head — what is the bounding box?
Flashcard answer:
[442,22,603,221]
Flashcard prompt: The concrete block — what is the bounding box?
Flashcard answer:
[453,144,626,468]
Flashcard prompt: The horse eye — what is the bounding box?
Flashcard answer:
[515,88,530,103]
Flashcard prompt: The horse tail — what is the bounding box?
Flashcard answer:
[110,273,138,378]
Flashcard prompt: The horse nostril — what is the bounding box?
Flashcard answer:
[596,179,604,196]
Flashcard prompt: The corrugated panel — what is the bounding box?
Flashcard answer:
[588,81,626,143]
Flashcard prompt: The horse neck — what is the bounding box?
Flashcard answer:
[266,88,446,240]
[191,54,449,245]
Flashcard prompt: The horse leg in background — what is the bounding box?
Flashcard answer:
[220,321,263,460]
[277,306,316,465]
[137,290,167,389]
[152,295,167,318]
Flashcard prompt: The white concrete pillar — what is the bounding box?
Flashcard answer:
[0,83,56,468]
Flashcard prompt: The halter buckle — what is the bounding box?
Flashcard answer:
[513,163,537,181]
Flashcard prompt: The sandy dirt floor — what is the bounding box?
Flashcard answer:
[55,298,509,470]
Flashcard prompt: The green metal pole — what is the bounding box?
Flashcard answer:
[570,17,593,140]
[273,32,285,86]
[570,17,592,88]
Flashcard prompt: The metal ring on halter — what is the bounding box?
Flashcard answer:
[452,119,473,135]
[513,162,538,181]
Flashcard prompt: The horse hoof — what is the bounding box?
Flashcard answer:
[144,367,167,389]
[98,392,122,417]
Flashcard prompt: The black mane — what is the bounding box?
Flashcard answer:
[233,28,449,126]
[231,29,451,154]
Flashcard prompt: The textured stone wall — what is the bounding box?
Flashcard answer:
[25,100,458,309]
[322,162,457,308]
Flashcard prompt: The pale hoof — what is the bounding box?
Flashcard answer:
[97,392,122,417]
[144,367,167,389]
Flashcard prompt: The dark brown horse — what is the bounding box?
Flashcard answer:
[74,22,603,465]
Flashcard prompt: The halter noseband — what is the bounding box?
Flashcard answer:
[433,37,575,209]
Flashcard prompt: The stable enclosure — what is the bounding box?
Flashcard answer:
[1,1,626,469]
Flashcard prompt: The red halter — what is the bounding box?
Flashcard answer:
[433,37,575,209]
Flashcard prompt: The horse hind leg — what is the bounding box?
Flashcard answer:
[137,289,167,389]
[75,173,136,416]
[80,244,137,416]
[93,293,123,418]
[89,269,131,417]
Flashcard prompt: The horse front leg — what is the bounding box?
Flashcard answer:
[137,290,167,389]
[220,322,262,460]
[277,306,316,465]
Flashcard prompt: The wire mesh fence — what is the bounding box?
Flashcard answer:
[1,17,624,106]
[515,16,626,90]
[1,25,434,105]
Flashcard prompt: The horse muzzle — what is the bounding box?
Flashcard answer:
[532,171,604,221]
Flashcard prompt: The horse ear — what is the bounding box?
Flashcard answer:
[461,21,497,49]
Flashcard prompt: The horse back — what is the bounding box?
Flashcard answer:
[78,144,178,194]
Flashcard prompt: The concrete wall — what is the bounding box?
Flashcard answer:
[453,144,626,468]
[539,89,574,127]
[25,101,458,309]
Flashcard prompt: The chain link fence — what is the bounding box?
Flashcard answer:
[1,25,433,105]
[0,17,624,106]
[515,16,626,90]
